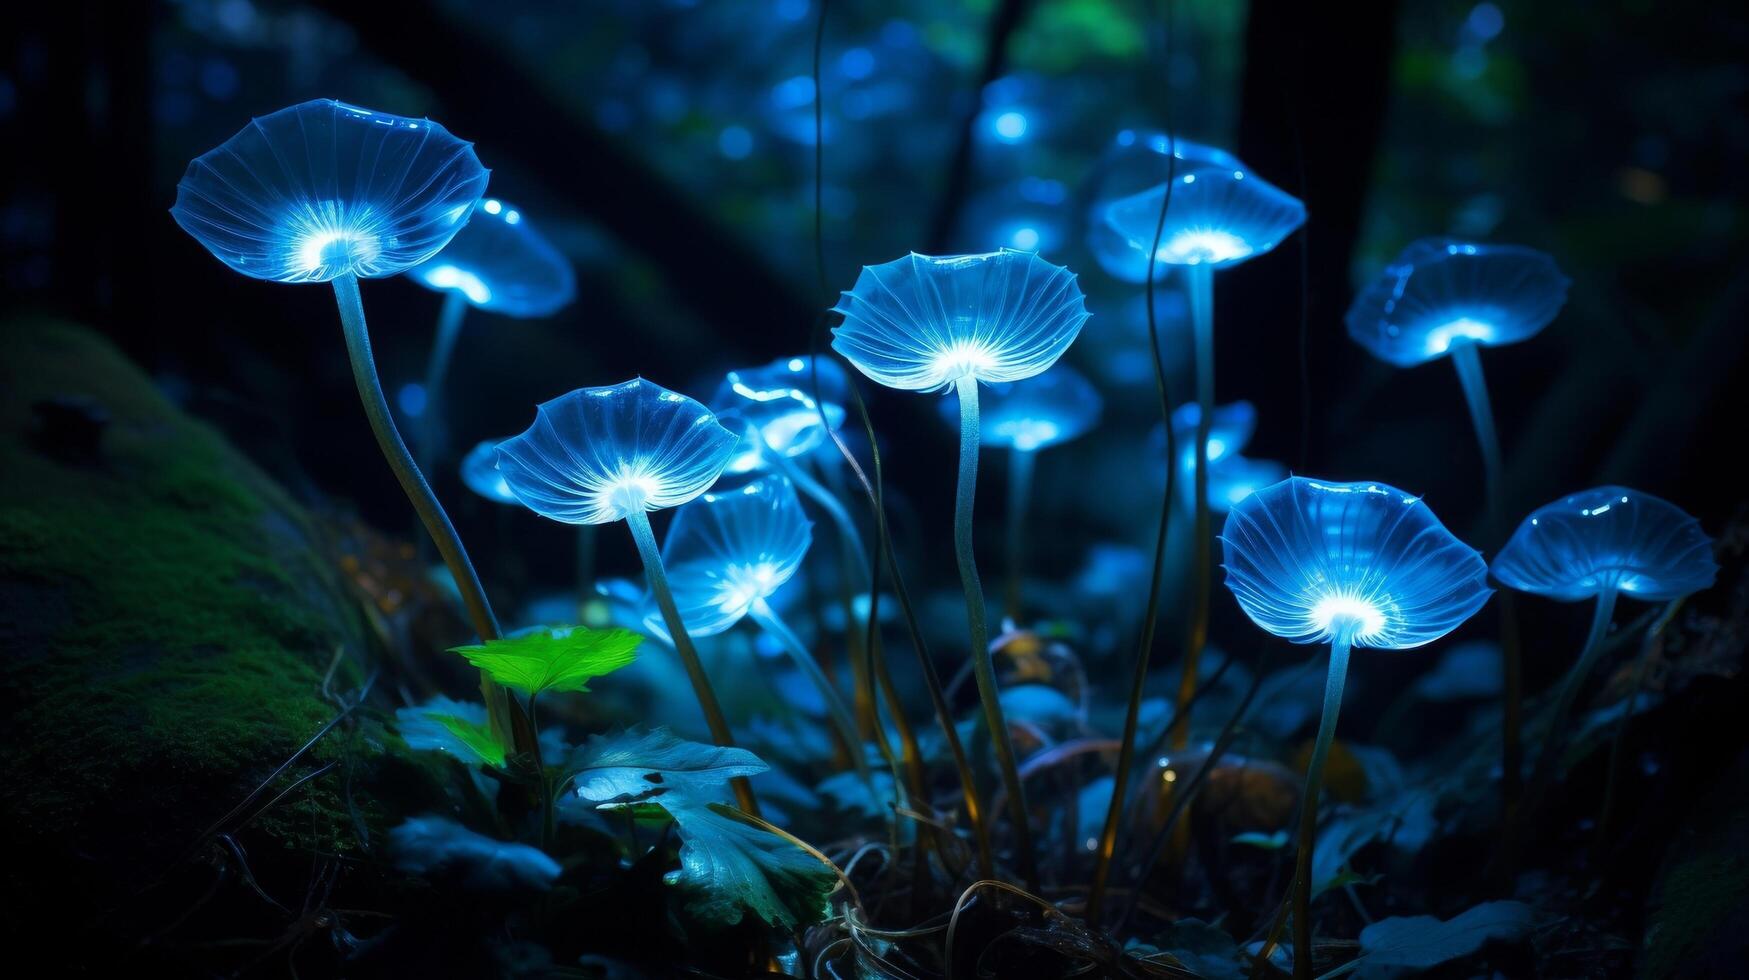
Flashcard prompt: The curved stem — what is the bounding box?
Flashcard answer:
[415,290,468,470]
[750,599,872,788]
[1519,587,1619,829]
[624,507,759,816]
[1171,262,1217,752]
[954,375,1035,887]
[332,274,517,750]
[1292,633,1354,980]
[1003,448,1036,624]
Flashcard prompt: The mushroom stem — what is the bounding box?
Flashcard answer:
[954,374,1037,888]
[575,523,597,608]
[1448,340,1504,502]
[1518,585,1619,833]
[415,290,469,471]
[332,273,520,753]
[1003,447,1036,623]
[623,506,760,816]
[1291,630,1355,980]
[750,599,873,789]
[1171,261,1217,753]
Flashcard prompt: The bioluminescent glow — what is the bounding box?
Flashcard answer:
[992,110,1029,142]
[171,99,488,283]
[460,439,518,505]
[1089,137,1305,281]
[1168,400,1257,473]
[831,249,1090,391]
[495,379,739,525]
[658,478,813,637]
[1346,238,1570,368]
[937,363,1102,451]
[1208,454,1288,513]
[713,355,849,473]
[406,197,576,317]
[1491,486,1717,602]
[1221,477,1492,648]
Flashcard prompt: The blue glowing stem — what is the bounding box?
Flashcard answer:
[770,450,871,584]
[333,273,517,750]
[415,290,468,470]
[1004,447,1036,624]
[953,375,1036,886]
[1173,262,1217,751]
[1291,631,1354,980]
[1449,341,1504,502]
[750,599,872,788]
[1521,586,1618,822]
[623,507,759,816]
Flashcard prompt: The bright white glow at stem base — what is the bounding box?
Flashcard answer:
[932,340,998,381]
[1424,318,1496,356]
[1309,594,1387,642]
[602,463,663,516]
[421,263,493,305]
[1153,229,1253,266]
[714,562,784,615]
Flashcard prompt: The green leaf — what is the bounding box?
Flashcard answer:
[565,728,832,931]
[1356,901,1535,977]
[450,625,640,695]
[393,697,504,768]
[431,714,506,768]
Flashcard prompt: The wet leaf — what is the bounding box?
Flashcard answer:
[1356,900,1534,977]
[450,624,640,695]
[395,696,505,767]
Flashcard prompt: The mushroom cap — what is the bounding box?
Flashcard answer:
[1092,137,1305,277]
[1168,400,1258,472]
[1491,486,1716,602]
[495,379,739,525]
[1207,454,1289,514]
[831,249,1090,392]
[1345,238,1570,368]
[936,363,1102,451]
[712,356,849,474]
[405,198,575,317]
[171,99,489,283]
[655,477,813,638]
[460,439,519,505]
[1221,477,1492,649]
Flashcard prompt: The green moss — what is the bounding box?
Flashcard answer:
[0,319,391,885]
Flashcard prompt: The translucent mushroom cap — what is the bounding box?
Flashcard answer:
[657,477,813,637]
[1221,477,1492,649]
[1168,400,1258,471]
[495,379,739,525]
[1491,486,1716,602]
[937,364,1102,451]
[1345,239,1571,368]
[1095,138,1305,274]
[712,355,849,474]
[1208,455,1288,514]
[831,249,1091,391]
[171,99,489,283]
[405,198,575,317]
[460,439,518,504]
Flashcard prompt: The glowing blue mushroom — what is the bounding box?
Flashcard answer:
[495,379,758,813]
[170,99,517,748]
[1492,486,1715,822]
[460,439,518,505]
[712,355,849,476]
[1221,476,1491,974]
[832,247,1090,876]
[1207,455,1288,514]
[1346,239,1570,497]
[404,197,576,468]
[659,477,869,786]
[1164,400,1256,478]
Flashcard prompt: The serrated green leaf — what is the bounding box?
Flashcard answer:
[394,696,505,768]
[664,804,834,931]
[450,625,640,695]
[430,714,506,767]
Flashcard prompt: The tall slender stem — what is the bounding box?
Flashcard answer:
[332,274,518,751]
[624,507,759,815]
[415,290,469,470]
[1171,262,1216,752]
[1449,341,1503,502]
[1004,448,1036,624]
[954,375,1035,887]
[751,600,872,788]
[575,523,597,611]
[1519,587,1618,829]
[1292,633,1354,980]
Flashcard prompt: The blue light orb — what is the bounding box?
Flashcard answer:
[1345,239,1570,368]
[1222,477,1492,648]
[406,197,575,317]
[831,249,1090,391]
[1170,400,1257,472]
[460,439,518,505]
[495,379,739,525]
[712,355,849,474]
[1208,455,1288,513]
[1491,486,1716,602]
[959,179,1073,256]
[1089,136,1304,280]
[658,477,813,638]
[935,364,1102,451]
[172,99,488,283]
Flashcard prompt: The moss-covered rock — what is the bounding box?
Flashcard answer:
[0,320,429,952]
